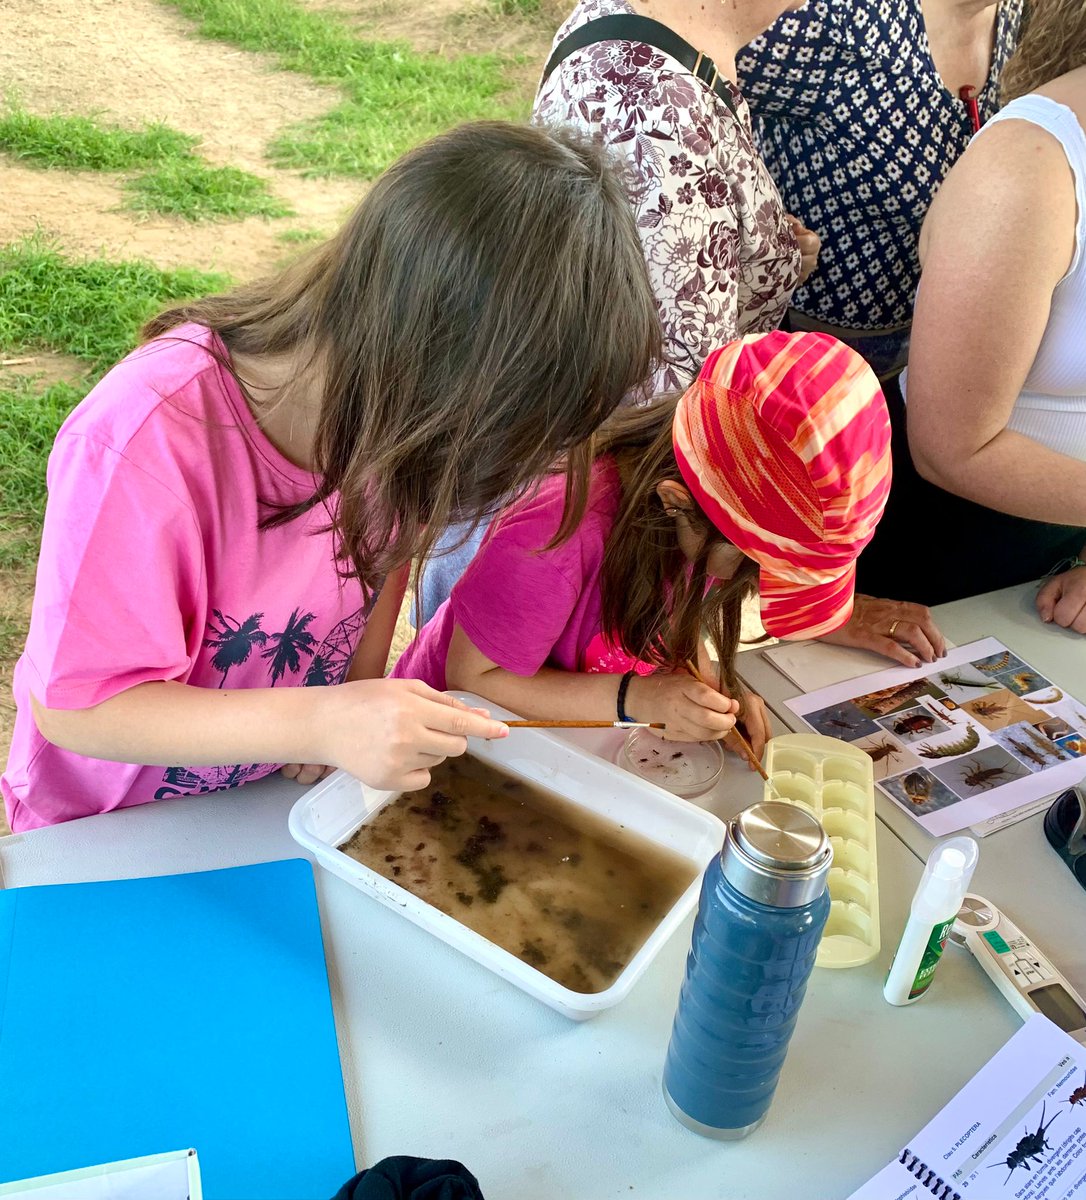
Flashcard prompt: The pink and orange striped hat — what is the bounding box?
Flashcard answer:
[673,330,892,640]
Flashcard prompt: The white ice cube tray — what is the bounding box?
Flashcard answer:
[763,733,881,969]
[288,693,726,1020]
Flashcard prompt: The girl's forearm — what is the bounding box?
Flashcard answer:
[448,661,628,722]
[31,680,328,767]
[912,426,1086,527]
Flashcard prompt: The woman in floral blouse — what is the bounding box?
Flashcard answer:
[533,0,820,392]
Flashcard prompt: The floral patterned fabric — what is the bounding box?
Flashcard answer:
[533,0,800,392]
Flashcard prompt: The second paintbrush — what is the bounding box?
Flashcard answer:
[683,659,774,787]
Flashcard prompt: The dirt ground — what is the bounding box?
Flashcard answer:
[0,0,556,835]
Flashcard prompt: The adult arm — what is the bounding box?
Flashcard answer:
[906,118,1083,524]
[31,676,508,794]
[445,625,738,744]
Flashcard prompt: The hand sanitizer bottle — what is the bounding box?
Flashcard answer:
[883,836,979,1006]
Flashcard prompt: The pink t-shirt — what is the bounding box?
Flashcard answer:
[2,325,366,831]
[393,459,649,689]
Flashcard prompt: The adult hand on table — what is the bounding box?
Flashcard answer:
[1037,564,1086,633]
[818,594,947,668]
[787,214,821,285]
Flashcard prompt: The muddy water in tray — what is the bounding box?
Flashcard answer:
[338,755,697,993]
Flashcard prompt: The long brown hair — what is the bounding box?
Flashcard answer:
[1002,0,1086,101]
[143,122,661,598]
[594,398,759,694]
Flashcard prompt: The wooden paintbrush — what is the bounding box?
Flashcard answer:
[683,659,776,789]
[504,720,666,730]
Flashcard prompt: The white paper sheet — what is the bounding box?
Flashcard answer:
[762,638,958,692]
[0,1149,201,1200]
[784,638,1086,837]
[848,1016,1086,1199]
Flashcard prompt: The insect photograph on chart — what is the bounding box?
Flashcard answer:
[875,705,951,745]
[850,732,922,781]
[879,767,960,817]
[802,701,880,740]
[929,746,1030,800]
[958,689,1045,732]
[785,637,1086,836]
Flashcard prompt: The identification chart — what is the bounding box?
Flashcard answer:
[785,637,1086,837]
[848,1015,1086,1199]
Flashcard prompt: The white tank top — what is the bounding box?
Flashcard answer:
[984,95,1086,455]
[904,94,1086,459]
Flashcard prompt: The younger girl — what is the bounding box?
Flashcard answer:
[2,121,661,831]
[394,331,896,754]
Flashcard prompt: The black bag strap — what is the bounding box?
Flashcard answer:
[540,14,737,117]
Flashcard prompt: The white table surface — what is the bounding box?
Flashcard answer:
[738,579,1086,1002]
[0,717,1029,1198]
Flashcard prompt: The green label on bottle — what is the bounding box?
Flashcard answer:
[909,917,954,999]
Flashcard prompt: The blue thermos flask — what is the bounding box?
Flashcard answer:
[663,800,833,1139]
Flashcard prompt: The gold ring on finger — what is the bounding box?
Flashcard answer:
[888,619,900,639]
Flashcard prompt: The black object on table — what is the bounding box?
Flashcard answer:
[332,1156,485,1200]
[1045,786,1086,891]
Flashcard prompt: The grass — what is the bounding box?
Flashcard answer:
[0,107,195,170]
[0,376,87,528]
[0,372,83,662]
[0,102,291,221]
[0,235,229,586]
[0,237,228,664]
[489,0,541,14]
[0,595,29,679]
[162,0,529,178]
[276,227,323,244]
[0,236,228,372]
[125,158,290,220]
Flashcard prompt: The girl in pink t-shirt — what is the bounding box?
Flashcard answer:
[2,121,662,831]
[398,332,946,757]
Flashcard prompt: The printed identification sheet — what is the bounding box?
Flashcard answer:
[848,1016,1086,1200]
[784,638,1086,836]
[0,1149,200,1199]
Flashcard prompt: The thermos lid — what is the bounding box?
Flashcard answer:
[722,801,833,908]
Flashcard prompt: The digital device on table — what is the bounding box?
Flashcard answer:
[951,893,1086,1045]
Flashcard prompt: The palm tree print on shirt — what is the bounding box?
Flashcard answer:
[204,610,268,687]
[262,608,318,685]
[163,605,368,799]
[304,606,368,686]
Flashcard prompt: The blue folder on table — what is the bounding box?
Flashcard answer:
[0,859,356,1199]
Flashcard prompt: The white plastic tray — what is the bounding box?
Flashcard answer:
[289,692,725,1020]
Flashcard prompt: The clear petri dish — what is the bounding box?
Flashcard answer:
[617,729,725,798]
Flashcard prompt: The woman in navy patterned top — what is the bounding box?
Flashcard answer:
[738,0,1024,378]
